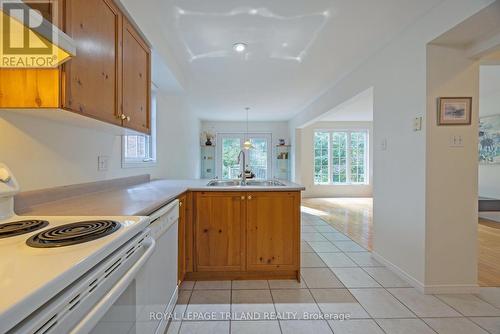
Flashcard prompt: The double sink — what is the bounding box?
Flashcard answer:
[206,179,286,187]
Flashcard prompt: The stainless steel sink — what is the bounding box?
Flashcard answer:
[206,180,242,187]
[206,179,285,187]
[245,180,286,187]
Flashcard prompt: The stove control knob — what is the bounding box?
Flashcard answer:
[0,168,11,183]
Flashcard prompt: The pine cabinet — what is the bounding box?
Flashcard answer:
[122,18,151,133]
[246,192,300,271]
[194,192,245,272]
[63,0,122,125]
[0,0,151,134]
[189,191,300,280]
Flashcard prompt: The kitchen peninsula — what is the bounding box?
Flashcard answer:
[15,177,305,282]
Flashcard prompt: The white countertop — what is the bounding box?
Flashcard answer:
[17,179,305,217]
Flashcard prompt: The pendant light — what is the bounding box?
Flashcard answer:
[243,107,253,150]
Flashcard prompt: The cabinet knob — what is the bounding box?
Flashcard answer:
[241,196,245,200]
[119,114,131,122]
[247,195,252,200]
[179,201,183,207]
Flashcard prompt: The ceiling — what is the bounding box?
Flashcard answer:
[431,0,500,49]
[121,0,443,121]
[319,88,373,122]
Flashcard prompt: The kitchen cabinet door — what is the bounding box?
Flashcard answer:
[62,0,122,125]
[178,194,187,283]
[246,192,300,271]
[194,192,245,272]
[122,18,151,134]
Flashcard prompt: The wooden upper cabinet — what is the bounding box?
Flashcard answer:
[122,18,151,134]
[1,0,152,134]
[62,0,122,125]
[246,192,300,271]
[194,192,245,272]
[23,0,63,27]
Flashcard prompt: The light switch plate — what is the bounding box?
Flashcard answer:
[98,155,109,171]
[449,135,464,147]
[381,138,388,151]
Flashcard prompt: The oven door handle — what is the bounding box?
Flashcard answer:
[69,236,156,334]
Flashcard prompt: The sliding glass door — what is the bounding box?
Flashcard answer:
[216,133,272,179]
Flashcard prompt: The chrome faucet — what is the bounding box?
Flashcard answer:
[237,150,247,185]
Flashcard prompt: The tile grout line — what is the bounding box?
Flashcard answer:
[312,214,499,334]
[304,215,389,333]
[229,280,232,332]
[310,217,390,333]
[176,286,194,334]
[174,213,498,333]
[323,217,435,333]
[307,214,440,333]
[267,279,285,334]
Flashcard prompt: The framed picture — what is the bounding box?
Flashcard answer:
[437,97,472,125]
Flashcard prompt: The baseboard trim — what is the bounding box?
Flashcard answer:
[371,252,479,294]
[421,284,480,294]
[479,212,500,223]
[371,252,426,292]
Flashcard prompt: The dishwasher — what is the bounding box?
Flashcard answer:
[89,199,179,334]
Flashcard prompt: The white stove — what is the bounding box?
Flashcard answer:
[0,164,163,334]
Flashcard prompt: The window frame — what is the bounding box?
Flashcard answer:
[215,132,273,180]
[313,128,369,186]
[121,88,157,168]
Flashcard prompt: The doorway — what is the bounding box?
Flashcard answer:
[216,133,273,179]
[478,64,500,286]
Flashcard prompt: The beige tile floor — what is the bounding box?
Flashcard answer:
[165,212,500,334]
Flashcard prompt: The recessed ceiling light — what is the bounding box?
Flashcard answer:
[233,43,247,53]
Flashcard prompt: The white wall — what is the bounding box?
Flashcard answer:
[289,0,495,292]
[297,121,373,198]
[0,93,200,192]
[201,121,289,178]
[425,44,481,289]
[202,121,289,145]
[479,65,500,222]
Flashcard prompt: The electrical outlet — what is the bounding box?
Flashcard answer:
[449,135,464,148]
[98,155,109,171]
[413,116,422,131]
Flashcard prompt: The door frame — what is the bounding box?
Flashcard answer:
[216,132,273,179]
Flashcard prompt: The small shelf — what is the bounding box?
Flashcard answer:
[201,146,216,179]
[275,145,291,181]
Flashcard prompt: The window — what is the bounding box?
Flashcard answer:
[314,130,368,185]
[221,136,241,179]
[122,89,157,168]
[217,133,272,179]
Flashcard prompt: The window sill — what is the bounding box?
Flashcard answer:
[313,183,369,186]
[122,160,157,169]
